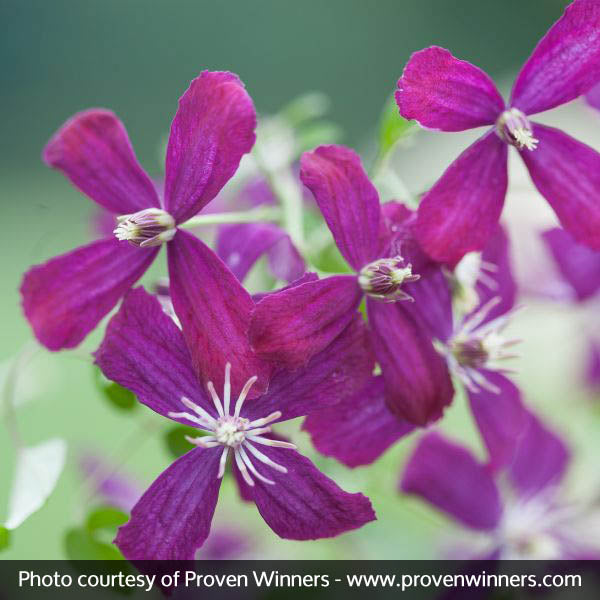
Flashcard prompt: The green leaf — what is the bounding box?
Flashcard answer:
[164,424,200,459]
[0,526,10,552]
[377,95,415,158]
[93,366,137,412]
[64,527,123,561]
[86,506,128,534]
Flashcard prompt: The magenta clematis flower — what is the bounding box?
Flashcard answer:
[248,144,455,426]
[401,408,600,559]
[94,234,376,559]
[542,227,600,391]
[21,70,256,350]
[303,224,522,469]
[396,0,600,265]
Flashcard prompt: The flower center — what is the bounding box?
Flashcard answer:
[358,256,420,302]
[167,363,296,487]
[450,251,499,314]
[496,108,538,151]
[442,297,521,393]
[114,208,176,247]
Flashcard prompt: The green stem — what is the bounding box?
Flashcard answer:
[178,206,282,229]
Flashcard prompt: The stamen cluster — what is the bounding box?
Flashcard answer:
[358,256,420,302]
[114,208,176,248]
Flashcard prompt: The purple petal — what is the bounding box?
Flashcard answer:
[167,230,272,398]
[367,298,454,426]
[509,410,569,497]
[115,447,222,560]
[43,109,159,214]
[585,82,600,111]
[249,446,375,539]
[216,223,304,283]
[521,124,600,251]
[541,227,600,301]
[415,131,508,265]
[303,376,415,467]
[252,272,319,303]
[300,145,380,270]
[198,528,250,560]
[94,287,217,424]
[396,46,504,131]
[249,275,363,368]
[467,372,528,471]
[401,431,502,530]
[510,0,600,115]
[246,315,375,423]
[470,224,517,324]
[164,71,256,224]
[21,238,157,350]
[585,340,600,390]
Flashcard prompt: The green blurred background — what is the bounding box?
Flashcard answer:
[5,0,596,561]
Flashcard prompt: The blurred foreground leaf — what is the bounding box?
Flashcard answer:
[65,527,123,560]
[378,96,415,158]
[5,438,67,530]
[94,366,137,412]
[86,506,128,534]
[164,424,201,458]
[0,526,10,552]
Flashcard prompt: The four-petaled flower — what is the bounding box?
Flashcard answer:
[248,145,455,426]
[396,0,600,265]
[94,230,376,559]
[21,70,256,350]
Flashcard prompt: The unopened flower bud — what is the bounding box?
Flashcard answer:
[358,256,420,302]
[114,208,176,248]
[496,108,538,151]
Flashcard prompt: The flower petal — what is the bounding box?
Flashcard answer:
[115,447,222,560]
[585,340,600,390]
[521,124,600,251]
[164,71,256,224]
[252,272,319,303]
[542,227,600,301]
[167,230,272,398]
[249,446,375,539]
[216,223,304,283]
[300,145,380,270]
[510,0,600,115]
[94,287,215,423]
[43,109,159,214]
[246,314,375,422]
[303,376,415,467]
[585,82,600,111]
[467,372,528,471]
[21,238,157,350]
[249,275,363,368]
[415,131,508,265]
[401,431,502,530]
[509,410,569,497]
[396,46,504,131]
[367,298,454,426]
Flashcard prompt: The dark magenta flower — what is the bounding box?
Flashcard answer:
[21,71,256,350]
[396,0,600,265]
[303,225,521,468]
[248,144,455,426]
[401,407,600,559]
[94,234,376,559]
[542,227,600,391]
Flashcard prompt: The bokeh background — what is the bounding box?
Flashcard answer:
[4,0,599,560]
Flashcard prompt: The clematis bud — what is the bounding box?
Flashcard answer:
[114,208,176,247]
[496,108,538,151]
[358,256,420,302]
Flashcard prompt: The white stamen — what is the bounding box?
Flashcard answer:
[185,435,220,448]
[167,411,208,427]
[207,381,225,417]
[180,396,217,428]
[244,441,288,473]
[234,448,255,486]
[223,362,231,416]
[238,446,275,485]
[234,375,258,417]
[248,411,282,428]
[247,435,297,450]
[217,447,229,479]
